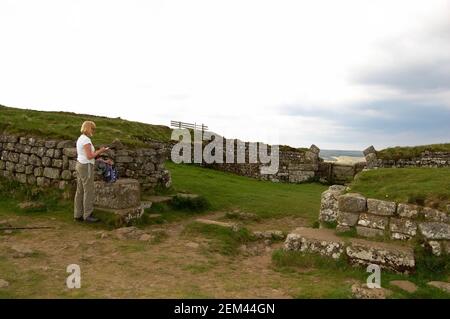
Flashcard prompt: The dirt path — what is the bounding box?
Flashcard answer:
[0,212,311,298]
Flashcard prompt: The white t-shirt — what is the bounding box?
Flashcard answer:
[76,134,95,164]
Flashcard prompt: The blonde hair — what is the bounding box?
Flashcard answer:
[80,121,96,135]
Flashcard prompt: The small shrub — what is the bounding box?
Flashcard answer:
[414,244,450,281]
[170,195,210,212]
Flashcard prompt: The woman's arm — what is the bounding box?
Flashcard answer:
[83,144,108,160]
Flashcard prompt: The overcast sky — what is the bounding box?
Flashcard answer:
[1,0,449,150]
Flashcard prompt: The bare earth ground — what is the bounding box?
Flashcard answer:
[0,211,331,298]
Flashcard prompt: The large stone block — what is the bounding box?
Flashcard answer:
[43,167,61,180]
[346,241,415,273]
[357,213,389,230]
[319,185,346,223]
[356,226,385,238]
[63,148,77,158]
[419,222,450,240]
[94,178,140,209]
[422,207,449,223]
[397,203,422,219]
[338,193,366,213]
[390,218,417,237]
[284,227,345,260]
[367,198,396,216]
[337,211,360,227]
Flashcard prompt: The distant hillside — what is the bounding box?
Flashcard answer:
[0,104,171,148]
[377,143,450,160]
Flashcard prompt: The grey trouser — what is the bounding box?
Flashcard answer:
[74,162,95,219]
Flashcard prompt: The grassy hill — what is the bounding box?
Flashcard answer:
[350,168,450,210]
[377,143,450,160]
[0,104,171,147]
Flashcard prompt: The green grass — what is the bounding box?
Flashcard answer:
[0,104,171,147]
[350,168,450,210]
[272,249,450,299]
[183,222,254,255]
[166,162,327,222]
[377,143,450,160]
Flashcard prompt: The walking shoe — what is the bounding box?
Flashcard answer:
[84,216,99,223]
[74,217,84,222]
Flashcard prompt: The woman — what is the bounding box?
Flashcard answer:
[74,121,109,223]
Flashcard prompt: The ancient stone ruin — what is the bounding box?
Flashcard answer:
[0,134,171,191]
[364,145,450,169]
[319,186,450,256]
[283,185,450,273]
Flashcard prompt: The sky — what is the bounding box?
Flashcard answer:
[0,0,449,150]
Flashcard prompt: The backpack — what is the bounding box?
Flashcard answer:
[95,159,119,183]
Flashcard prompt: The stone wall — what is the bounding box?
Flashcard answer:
[0,134,170,191]
[319,185,450,256]
[317,162,366,184]
[364,145,450,169]
[202,144,321,183]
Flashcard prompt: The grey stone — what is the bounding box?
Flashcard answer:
[63,148,77,158]
[61,170,72,180]
[44,140,57,148]
[309,144,320,155]
[397,203,422,219]
[5,162,15,171]
[94,179,140,209]
[42,157,51,167]
[390,218,417,236]
[428,241,442,256]
[367,198,396,216]
[53,149,62,159]
[419,222,450,240]
[423,207,449,223]
[0,160,4,170]
[36,177,50,187]
[29,154,42,166]
[356,226,385,238]
[352,282,391,299]
[6,135,18,143]
[391,232,412,240]
[36,147,47,157]
[357,213,389,230]
[18,153,29,165]
[45,148,55,158]
[27,175,36,185]
[319,185,346,223]
[52,159,63,168]
[57,140,75,148]
[68,160,76,171]
[338,193,367,213]
[15,164,25,173]
[335,224,352,233]
[34,167,44,177]
[7,152,19,163]
[15,173,27,184]
[337,211,360,227]
[363,145,376,156]
[43,167,61,180]
[284,227,345,260]
[346,242,415,273]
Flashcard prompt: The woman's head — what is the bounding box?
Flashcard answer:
[80,121,96,137]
